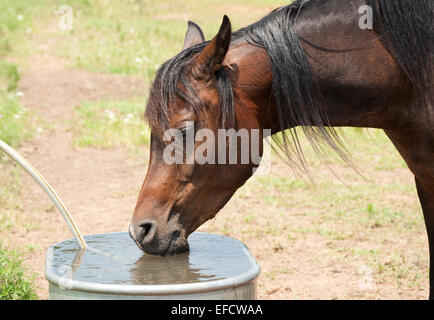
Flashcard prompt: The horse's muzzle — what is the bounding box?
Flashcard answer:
[129,220,189,256]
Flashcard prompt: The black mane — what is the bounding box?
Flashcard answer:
[234,1,349,172]
[367,0,433,97]
[146,0,433,173]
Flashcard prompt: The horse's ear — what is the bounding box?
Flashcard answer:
[183,21,205,50]
[192,15,231,80]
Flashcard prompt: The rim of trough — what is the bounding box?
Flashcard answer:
[45,232,261,296]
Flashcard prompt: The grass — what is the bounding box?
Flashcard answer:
[0,0,36,147]
[0,0,32,56]
[71,98,151,148]
[0,0,41,299]
[0,62,20,92]
[0,244,37,300]
[56,0,285,82]
[0,91,31,147]
[0,0,53,59]
[1,105,37,300]
[0,157,24,234]
[0,90,36,300]
[0,101,37,299]
[0,83,33,234]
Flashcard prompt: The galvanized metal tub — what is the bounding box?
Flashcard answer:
[45,232,260,300]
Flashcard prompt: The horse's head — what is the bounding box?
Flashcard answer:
[129,16,272,255]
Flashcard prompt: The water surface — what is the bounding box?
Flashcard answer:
[49,232,254,285]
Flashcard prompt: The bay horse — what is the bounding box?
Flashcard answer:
[129,0,434,298]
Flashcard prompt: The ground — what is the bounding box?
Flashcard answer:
[0,1,429,300]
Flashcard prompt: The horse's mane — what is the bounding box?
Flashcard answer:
[367,0,433,98]
[233,0,350,173]
[146,0,433,174]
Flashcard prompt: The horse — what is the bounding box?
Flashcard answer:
[129,0,434,298]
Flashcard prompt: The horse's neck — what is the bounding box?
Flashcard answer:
[223,41,278,132]
[224,1,410,132]
[294,0,406,130]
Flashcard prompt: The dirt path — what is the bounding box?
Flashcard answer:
[4,22,148,299]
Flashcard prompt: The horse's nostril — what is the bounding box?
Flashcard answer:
[136,220,157,244]
[171,230,181,239]
[141,223,153,237]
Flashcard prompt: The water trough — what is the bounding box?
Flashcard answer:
[46,232,259,299]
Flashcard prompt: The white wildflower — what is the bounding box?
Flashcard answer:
[104,109,116,120]
[124,114,134,123]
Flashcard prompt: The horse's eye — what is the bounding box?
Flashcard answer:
[180,126,194,137]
